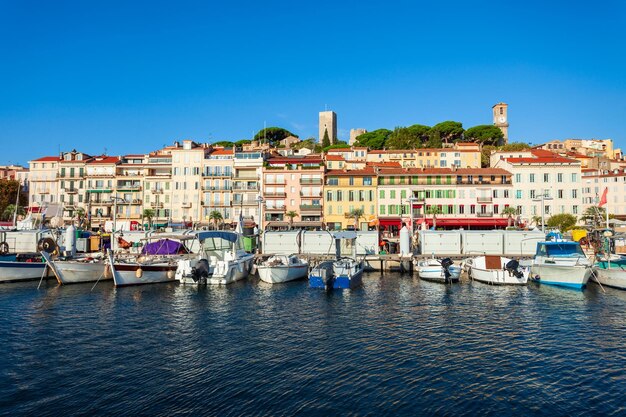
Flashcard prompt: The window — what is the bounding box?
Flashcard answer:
[327,178,338,185]
[557,190,563,198]
[390,190,396,199]
[337,191,343,201]
[573,205,578,214]
[349,191,354,201]
[326,191,333,201]
[380,205,385,215]
[459,205,464,214]
[572,173,578,182]
[572,189,578,198]
[557,173,563,182]
[401,190,406,199]
[515,174,521,183]
[470,205,475,214]
[544,173,550,182]
[363,177,372,186]
[529,174,535,183]
[516,190,523,199]
[530,190,536,199]
[349,177,354,186]
[379,190,385,199]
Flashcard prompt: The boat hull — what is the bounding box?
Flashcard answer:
[531,264,592,289]
[0,260,51,283]
[112,263,178,287]
[471,267,528,285]
[418,266,461,283]
[309,261,334,289]
[258,264,308,284]
[333,267,363,289]
[592,265,626,290]
[54,261,108,284]
[205,257,253,285]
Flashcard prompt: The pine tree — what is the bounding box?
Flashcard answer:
[322,128,331,148]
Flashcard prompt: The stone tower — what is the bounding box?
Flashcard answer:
[492,102,509,145]
[319,111,337,144]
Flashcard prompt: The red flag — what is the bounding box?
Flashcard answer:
[599,187,608,207]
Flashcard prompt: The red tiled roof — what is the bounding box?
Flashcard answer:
[88,156,121,164]
[376,167,511,176]
[266,157,323,164]
[504,157,579,164]
[31,156,59,162]
[211,149,234,155]
[325,155,346,161]
[368,162,401,168]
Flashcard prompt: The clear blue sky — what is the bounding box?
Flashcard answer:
[1,0,625,165]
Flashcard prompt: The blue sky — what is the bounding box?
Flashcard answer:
[1,0,625,164]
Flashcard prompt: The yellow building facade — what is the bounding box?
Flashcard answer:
[323,168,377,230]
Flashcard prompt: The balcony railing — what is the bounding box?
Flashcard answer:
[300,204,322,211]
[300,192,322,198]
[477,196,493,203]
[117,184,142,191]
[264,180,286,185]
[233,174,259,180]
[151,202,164,208]
[233,199,259,206]
[476,212,494,217]
[265,206,285,212]
[299,178,323,185]
[181,202,192,208]
[264,192,286,198]
[203,172,232,177]
[64,188,79,194]
[90,200,113,206]
[150,189,164,194]
[233,184,259,191]
[202,186,232,191]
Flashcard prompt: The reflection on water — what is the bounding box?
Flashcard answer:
[0,273,625,416]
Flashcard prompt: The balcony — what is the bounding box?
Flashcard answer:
[264,192,286,198]
[477,196,493,203]
[203,172,231,177]
[265,206,285,212]
[264,180,286,185]
[91,200,113,206]
[300,192,322,198]
[476,212,494,217]
[64,188,79,194]
[233,199,259,206]
[150,189,164,194]
[117,184,142,191]
[299,178,323,185]
[234,174,259,180]
[181,202,192,208]
[151,202,164,208]
[300,204,322,212]
[233,184,259,191]
[202,201,232,207]
[202,186,232,191]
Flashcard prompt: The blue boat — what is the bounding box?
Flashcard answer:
[309,231,364,290]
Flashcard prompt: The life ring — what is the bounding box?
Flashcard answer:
[37,237,57,254]
[0,241,8,255]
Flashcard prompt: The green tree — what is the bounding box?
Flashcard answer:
[142,209,155,230]
[209,210,223,230]
[235,139,251,146]
[291,138,317,151]
[425,130,443,148]
[213,141,234,147]
[501,142,531,152]
[481,145,497,168]
[425,206,443,229]
[322,142,350,152]
[0,179,27,220]
[547,213,578,232]
[354,129,392,149]
[580,206,613,226]
[254,127,297,146]
[75,207,86,228]
[429,121,464,144]
[322,128,331,148]
[386,126,422,149]
[345,208,365,230]
[464,125,504,146]
[285,210,299,230]
[2,204,25,221]
[501,206,518,228]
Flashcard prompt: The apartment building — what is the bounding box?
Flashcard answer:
[581,168,626,218]
[143,149,173,226]
[491,149,582,222]
[28,156,61,208]
[201,148,234,225]
[366,142,481,168]
[324,167,377,230]
[114,154,145,223]
[233,150,265,226]
[262,155,324,230]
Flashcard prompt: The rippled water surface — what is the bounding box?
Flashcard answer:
[1,273,626,416]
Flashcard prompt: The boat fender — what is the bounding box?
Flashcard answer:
[136,268,143,278]
[167,270,175,279]
[38,237,57,254]
[0,241,8,255]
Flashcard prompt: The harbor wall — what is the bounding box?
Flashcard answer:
[262,231,379,256]
[418,230,544,256]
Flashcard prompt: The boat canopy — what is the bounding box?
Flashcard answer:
[195,231,240,243]
[142,238,189,255]
[536,241,585,257]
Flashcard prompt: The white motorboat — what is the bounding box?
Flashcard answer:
[530,241,593,289]
[41,251,108,285]
[0,253,52,283]
[176,231,254,285]
[414,257,461,283]
[464,255,529,285]
[308,231,364,290]
[257,255,308,284]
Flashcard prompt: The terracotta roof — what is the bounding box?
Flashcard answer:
[266,157,323,164]
[455,168,512,175]
[376,167,511,176]
[368,162,402,168]
[211,149,234,155]
[504,156,579,164]
[326,148,352,153]
[124,154,146,158]
[326,167,376,176]
[88,156,121,164]
[31,156,59,162]
[325,155,346,161]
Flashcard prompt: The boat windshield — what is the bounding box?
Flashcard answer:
[540,243,585,257]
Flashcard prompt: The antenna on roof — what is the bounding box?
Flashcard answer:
[104,147,108,155]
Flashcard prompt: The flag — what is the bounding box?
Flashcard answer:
[599,187,608,207]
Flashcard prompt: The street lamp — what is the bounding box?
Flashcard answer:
[532,189,553,234]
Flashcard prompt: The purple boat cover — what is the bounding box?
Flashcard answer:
[141,239,185,255]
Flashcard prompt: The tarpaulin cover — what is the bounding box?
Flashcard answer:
[142,239,185,255]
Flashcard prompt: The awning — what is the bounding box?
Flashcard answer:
[379,218,401,227]
[427,218,509,228]
[293,221,323,227]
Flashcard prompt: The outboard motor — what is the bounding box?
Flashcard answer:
[192,259,211,284]
[504,259,523,278]
[440,258,454,280]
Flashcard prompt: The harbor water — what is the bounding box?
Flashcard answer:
[1,273,625,416]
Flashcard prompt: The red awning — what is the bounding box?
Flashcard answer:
[431,218,509,227]
[378,218,401,227]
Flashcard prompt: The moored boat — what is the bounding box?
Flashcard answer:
[592,255,626,290]
[464,255,529,285]
[176,231,254,285]
[530,241,592,289]
[415,257,461,283]
[41,251,108,285]
[0,253,52,283]
[257,255,308,284]
[308,231,364,290]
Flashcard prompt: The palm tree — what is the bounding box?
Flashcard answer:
[345,208,365,230]
[2,204,25,221]
[425,205,442,229]
[531,215,543,228]
[285,210,299,230]
[501,206,518,228]
[75,207,86,228]
[142,209,155,230]
[209,210,223,230]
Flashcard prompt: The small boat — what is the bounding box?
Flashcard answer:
[309,231,364,290]
[464,255,529,285]
[530,241,593,289]
[176,231,254,285]
[592,255,626,290]
[41,251,108,285]
[0,253,52,283]
[108,236,192,287]
[257,255,308,284]
[415,257,461,283]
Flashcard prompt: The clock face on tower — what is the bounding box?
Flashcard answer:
[498,116,506,123]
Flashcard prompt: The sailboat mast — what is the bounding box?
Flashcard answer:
[12,181,20,227]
